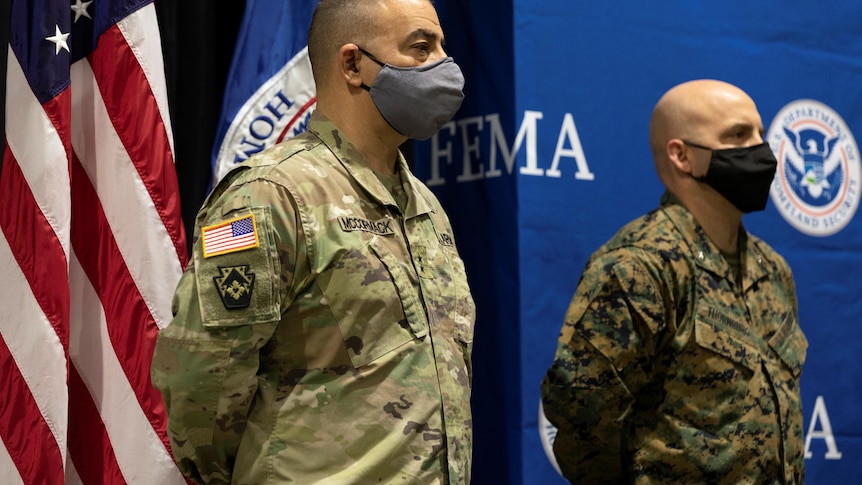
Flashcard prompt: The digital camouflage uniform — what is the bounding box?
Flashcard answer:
[151,112,476,485]
[541,193,807,484]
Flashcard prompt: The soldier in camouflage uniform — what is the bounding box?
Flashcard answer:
[151,1,475,483]
[541,80,807,484]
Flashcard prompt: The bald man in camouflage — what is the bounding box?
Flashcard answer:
[151,0,475,483]
[541,79,807,484]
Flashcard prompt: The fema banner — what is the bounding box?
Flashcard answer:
[211,0,317,187]
[418,1,862,483]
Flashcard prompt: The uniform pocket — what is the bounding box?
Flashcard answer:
[670,319,760,432]
[425,231,475,345]
[694,320,759,372]
[768,313,807,378]
[445,247,476,346]
[317,236,424,368]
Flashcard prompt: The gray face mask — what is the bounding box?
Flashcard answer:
[358,47,465,140]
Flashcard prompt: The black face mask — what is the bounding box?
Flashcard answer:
[684,140,778,213]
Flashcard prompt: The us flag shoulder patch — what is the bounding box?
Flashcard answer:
[202,214,259,258]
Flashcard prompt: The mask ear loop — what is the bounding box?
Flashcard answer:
[356,46,385,91]
[680,140,715,182]
[681,139,715,151]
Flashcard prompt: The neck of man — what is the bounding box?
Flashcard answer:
[351,131,402,175]
[676,189,742,255]
[316,101,404,175]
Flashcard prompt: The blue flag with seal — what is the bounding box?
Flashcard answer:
[211,0,317,187]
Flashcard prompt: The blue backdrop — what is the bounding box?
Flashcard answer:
[415,1,862,483]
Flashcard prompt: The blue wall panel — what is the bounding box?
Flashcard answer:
[416,1,862,483]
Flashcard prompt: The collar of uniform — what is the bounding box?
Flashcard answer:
[394,155,435,219]
[738,231,771,292]
[659,192,769,291]
[308,111,434,218]
[659,192,735,282]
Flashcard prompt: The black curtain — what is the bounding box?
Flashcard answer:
[154,0,246,255]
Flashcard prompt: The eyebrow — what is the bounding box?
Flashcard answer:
[406,28,441,45]
[719,122,763,138]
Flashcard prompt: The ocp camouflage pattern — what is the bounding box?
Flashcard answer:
[541,193,807,484]
[152,112,476,484]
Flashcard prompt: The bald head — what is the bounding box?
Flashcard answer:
[649,80,763,179]
[650,80,756,156]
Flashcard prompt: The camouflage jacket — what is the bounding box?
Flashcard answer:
[541,194,807,484]
[151,112,476,484]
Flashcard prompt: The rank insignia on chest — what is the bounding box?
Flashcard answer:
[438,232,454,247]
[213,265,256,309]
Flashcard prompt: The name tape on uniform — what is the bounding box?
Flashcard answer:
[337,216,396,236]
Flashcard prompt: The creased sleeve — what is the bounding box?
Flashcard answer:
[151,177,299,484]
[541,249,668,483]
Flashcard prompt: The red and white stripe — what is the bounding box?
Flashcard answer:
[0,4,188,484]
[203,218,258,257]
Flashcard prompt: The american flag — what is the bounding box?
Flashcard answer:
[202,214,259,258]
[0,0,188,483]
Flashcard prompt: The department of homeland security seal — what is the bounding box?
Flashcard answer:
[767,99,860,237]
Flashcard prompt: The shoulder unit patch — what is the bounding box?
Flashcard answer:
[213,265,256,309]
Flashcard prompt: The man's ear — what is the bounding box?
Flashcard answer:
[667,139,694,175]
[337,43,365,88]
